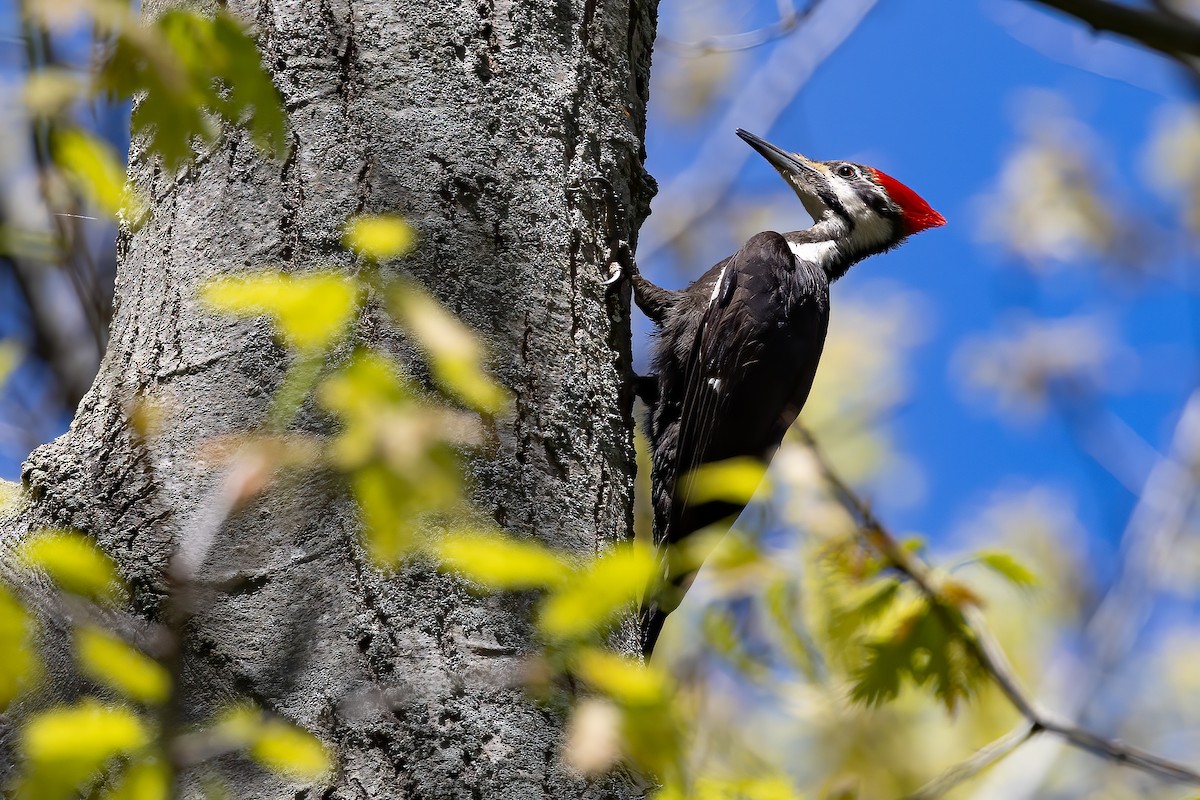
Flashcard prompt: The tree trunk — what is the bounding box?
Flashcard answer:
[2,0,657,796]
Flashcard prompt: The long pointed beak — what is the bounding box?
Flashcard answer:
[736,129,822,180]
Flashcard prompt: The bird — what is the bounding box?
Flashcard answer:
[616,129,946,656]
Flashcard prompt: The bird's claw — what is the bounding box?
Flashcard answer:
[601,262,624,287]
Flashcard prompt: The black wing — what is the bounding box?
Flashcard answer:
[653,231,831,545]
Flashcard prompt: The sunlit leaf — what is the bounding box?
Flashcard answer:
[849,599,983,712]
[18,529,126,604]
[575,648,668,706]
[975,550,1039,588]
[98,10,286,168]
[352,464,417,564]
[23,67,83,116]
[210,705,331,781]
[53,129,145,220]
[680,457,770,505]
[435,529,572,590]
[101,755,169,800]
[539,543,660,640]
[390,284,509,414]
[562,697,622,775]
[202,272,360,353]
[343,215,416,261]
[0,586,38,708]
[20,699,151,799]
[76,627,170,705]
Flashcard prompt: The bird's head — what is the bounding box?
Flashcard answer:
[737,129,945,257]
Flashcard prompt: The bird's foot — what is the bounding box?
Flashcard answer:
[601,261,625,287]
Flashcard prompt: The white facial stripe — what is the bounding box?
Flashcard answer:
[831,177,893,252]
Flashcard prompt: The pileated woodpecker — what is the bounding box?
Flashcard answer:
[617,130,945,656]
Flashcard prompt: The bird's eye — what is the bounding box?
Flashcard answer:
[835,164,858,179]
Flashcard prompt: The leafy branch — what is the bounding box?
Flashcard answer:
[795,427,1200,797]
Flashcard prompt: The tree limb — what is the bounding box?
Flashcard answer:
[1026,0,1200,59]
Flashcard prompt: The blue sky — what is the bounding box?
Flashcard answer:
[639,0,1197,564]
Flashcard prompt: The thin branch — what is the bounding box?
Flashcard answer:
[795,427,1200,791]
[907,723,1039,800]
[657,0,814,55]
[1026,0,1200,59]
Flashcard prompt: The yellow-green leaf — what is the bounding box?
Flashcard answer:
[575,648,668,706]
[202,272,360,352]
[343,214,416,261]
[76,627,170,705]
[390,284,509,414]
[211,706,331,781]
[0,339,20,387]
[0,586,38,708]
[975,550,1039,588]
[18,529,126,604]
[539,543,660,640]
[435,529,573,590]
[23,68,83,116]
[53,129,146,221]
[679,457,770,506]
[250,718,332,781]
[101,756,169,800]
[22,700,150,779]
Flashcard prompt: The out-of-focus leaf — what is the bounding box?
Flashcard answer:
[680,457,770,506]
[343,215,416,261]
[0,586,37,708]
[0,339,20,386]
[20,700,150,799]
[352,463,417,564]
[435,529,572,590]
[390,284,509,414]
[975,550,1039,588]
[101,756,169,800]
[575,648,669,706]
[539,543,660,640]
[53,129,146,220]
[849,599,983,712]
[23,67,83,116]
[18,529,126,604]
[210,706,331,782]
[202,272,360,353]
[99,10,286,168]
[562,697,623,775]
[76,627,170,706]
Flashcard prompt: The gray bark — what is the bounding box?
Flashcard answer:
[1,0,657,796]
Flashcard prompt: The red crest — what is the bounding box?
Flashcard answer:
[869,168,946,235]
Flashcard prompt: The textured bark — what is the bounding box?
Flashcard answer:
[1,0,657,796]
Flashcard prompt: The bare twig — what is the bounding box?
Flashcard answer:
[657,0,813,55]
[796,427,1200,793]
[1026,0,1200,59]
[907,723,1038,800]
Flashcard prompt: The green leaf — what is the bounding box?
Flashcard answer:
[574,648,668,706]
[849,599,983,712]
[23,67,84,117]
[76,627,170,706]
[343,215,417,261]
[20,700,151,799]
[975,550,1039,588]
[0,586,38,708]
[679,457,771,506]
[0,338,23,386]
[390,284,509,414]
[18,530,126,604]
[202,272,360,353]
[435,529,573,590]
[98,10,285,169]
[53,129,146,221]
[539,543,660,640]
